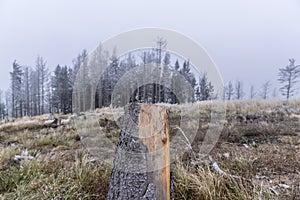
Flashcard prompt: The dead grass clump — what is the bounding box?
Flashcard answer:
[0,146,21,166]
[0,120,41,133]
[25,130,76,151]
[210,140,300,199]
[0,153,111,200]
[0,132,6,142]
[174,162,274,200]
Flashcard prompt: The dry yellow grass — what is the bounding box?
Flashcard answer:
[0,99,299,199]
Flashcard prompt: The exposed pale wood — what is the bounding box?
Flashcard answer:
[139,104,170,200]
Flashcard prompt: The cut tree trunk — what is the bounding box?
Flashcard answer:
[107,103,171,200]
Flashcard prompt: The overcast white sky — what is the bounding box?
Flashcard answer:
[1,0,300,98]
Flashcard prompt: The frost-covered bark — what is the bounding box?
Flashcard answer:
[107,103,155,199]
[107,103,172,200]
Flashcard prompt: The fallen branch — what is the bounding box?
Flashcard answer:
[174,126,192,150]
[208,156,279,196]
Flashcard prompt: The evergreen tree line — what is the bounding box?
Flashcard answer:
[5,50,89,118]
[73,40,215,112]
[6,45,215,118]
[8,57,75,118]
[95,50,214,108]
[3,40,298,118]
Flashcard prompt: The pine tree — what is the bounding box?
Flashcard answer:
[72,49,88,84]
[174,59,180,71]
[180,60,196,89]
[60,66,69,113]
[196,73,214,101]
[225,81,234,100]
[0,90,4,119]
[10,60,23,118]
[163,52,171,66]
[51,65,74,114]
[52,65,61,113]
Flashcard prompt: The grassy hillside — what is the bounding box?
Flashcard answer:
[0,99,299,199]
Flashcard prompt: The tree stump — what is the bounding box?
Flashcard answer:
[107,103,170,200]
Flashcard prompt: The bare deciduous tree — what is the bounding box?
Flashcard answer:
[155,37,167,65]
[235,80,244,100]
[35,56,48,115]
[249,85,256,99]
[155,37,167,102]
[225,81,234,100]
[24,67,30,116]
[261,81,271,99]
[278,59,300,100]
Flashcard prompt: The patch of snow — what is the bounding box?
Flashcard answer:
[223,152,230,158]
[278,184,290,189]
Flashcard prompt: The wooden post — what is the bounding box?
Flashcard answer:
[107,103,171,200]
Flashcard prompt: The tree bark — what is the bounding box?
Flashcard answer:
[107,103,170,200]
